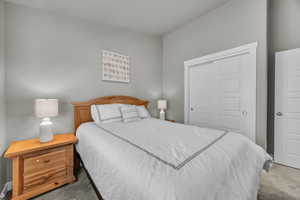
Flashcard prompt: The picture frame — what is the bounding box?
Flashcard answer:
[102,50,130,83]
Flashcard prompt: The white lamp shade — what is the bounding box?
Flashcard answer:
[35,99,58,118]
[157,100,167,110]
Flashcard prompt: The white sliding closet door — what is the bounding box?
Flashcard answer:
[185,43,257,142]
[189,62,219,128]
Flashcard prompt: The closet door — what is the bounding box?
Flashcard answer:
[189,62,219,128]
[187,50,256,142]
[215,54,254,137]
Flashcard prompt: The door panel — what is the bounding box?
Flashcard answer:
[217,56,242,133]
[275,48,300,169]
[189,62,219,128]
[188,53,254,140]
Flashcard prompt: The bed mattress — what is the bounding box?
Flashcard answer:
[76,118,271,200]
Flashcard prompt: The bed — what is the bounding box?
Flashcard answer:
[72,96,272,200]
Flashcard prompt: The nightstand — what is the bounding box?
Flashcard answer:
[4,133,78,200]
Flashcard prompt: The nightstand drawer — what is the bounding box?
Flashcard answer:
[24,166,67,192]
[24,147,66,175]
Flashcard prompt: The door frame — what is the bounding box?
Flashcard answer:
[184,42,257,141]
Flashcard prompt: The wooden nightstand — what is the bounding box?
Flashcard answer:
[4,133,78,200]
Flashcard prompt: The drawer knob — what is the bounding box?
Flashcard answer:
[36,160,40,162]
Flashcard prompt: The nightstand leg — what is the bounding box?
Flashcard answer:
[12,157,24,198]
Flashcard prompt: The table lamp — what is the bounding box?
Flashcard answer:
[157,100,167,120]
[35,99,58,143]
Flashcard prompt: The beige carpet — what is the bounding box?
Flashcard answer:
[258,164,300,200]
[29,164,300,200]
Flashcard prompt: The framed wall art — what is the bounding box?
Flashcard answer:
[102,50,130,83]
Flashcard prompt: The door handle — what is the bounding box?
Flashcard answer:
[241,110,248,116]
[190,107,194,111]
[276,112,283,116]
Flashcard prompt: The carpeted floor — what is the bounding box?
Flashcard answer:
[258,164,300,200]
[29,164,300,200]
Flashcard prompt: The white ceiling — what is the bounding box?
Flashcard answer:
[5,0,230,35]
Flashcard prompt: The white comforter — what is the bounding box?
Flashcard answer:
[76,118,271,200]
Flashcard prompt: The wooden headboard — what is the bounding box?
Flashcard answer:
[72,96,149,131]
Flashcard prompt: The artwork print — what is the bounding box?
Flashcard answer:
[102,50,130,83]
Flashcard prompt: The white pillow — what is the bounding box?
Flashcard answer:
[136,105,151,118]
[120,105,141,123]
[101,118,122,123]
[91,105,101,122]
[91,104,122,122]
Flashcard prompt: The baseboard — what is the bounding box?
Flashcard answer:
[0,181,12,199]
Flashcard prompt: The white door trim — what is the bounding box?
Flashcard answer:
[184,42,257,141]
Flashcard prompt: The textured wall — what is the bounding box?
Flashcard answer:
[162,0,268,148]
[5,3,163,145]
[267,0,300,154]
[0,0,7,188]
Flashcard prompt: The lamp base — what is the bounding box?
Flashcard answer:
[39,118,54,143]
[159,110,165,120]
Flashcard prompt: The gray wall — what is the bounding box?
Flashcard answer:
[5,3,163,145]
[267,0,300,153]
[162,0,268,148]
[0,0,7,188]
